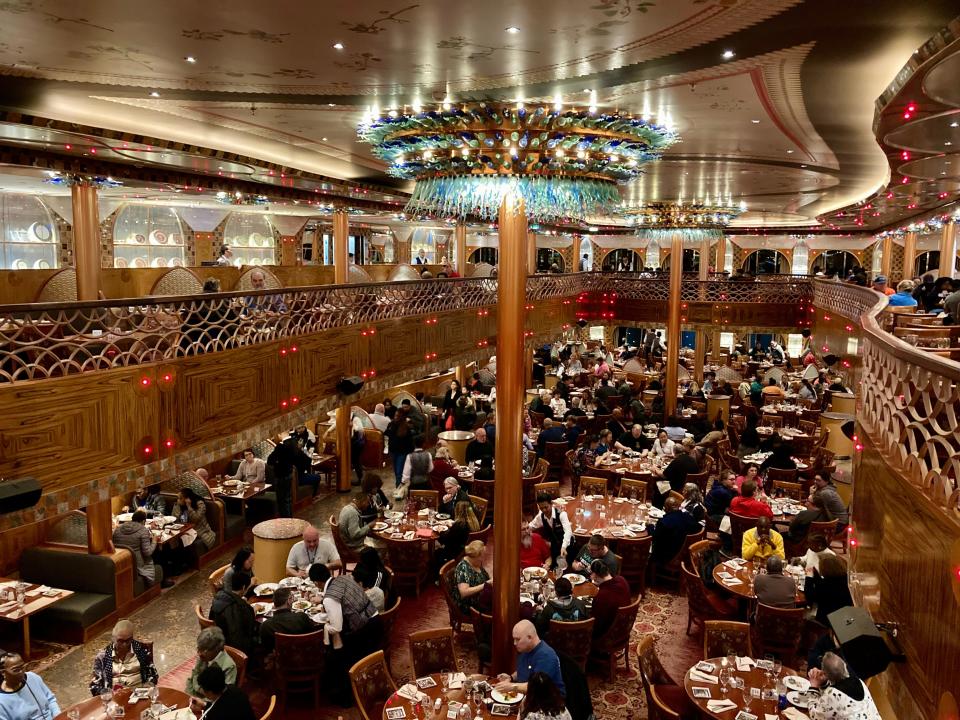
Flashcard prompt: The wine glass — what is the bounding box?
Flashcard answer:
[100,689,113,711]
[739,680,753,710]
[148,681,160,704]
[718,667,731,695]
[772,659,783,680]
[440,668,451,694]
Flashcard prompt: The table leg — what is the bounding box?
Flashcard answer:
[22,615,31,659]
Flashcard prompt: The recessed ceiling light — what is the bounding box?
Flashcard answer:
[322,137,328,141]
[185,56,197,63]
[505,26,520,34]
[800,164,807,168]
[951,121,959,128]
[946,141,953,146]
[751,119,760,124]
[786,149,794,154]
[722,49,735,60]
[328,103,335,107]
[149,91,160,97]
[333,42,344,50]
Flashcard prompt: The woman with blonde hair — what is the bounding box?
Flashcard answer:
[452,540,491,613]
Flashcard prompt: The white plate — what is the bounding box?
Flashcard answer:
[291,600,312,611]
[254,583,279,596]
[117,512,133,522]
[132,257,148,268]
[115,257,128,268]
[563,573,586,586]
[523,567,548,579]
[787,690,817,708]
[11,259,26,270]
[372,521,389,531]
[28,222,53,242]
[151,257,166,268]
[33,259,51,269]
[279,576,302,588]
[253,602,271,615]
[491,689,524,705]
[436,513,451,520]
[161,516,177,525]
[783,675,811,692]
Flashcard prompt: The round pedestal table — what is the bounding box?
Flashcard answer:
[830,391,857,414]
[706,394,731,424]
[437,430,475,466]
[54,687,192,720]
[820,412,855,458]
[252,517,310,583]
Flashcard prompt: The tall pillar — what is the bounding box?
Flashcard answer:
[664,234,683,418]
[699,236,711,280]
[527,231,537,275]
[333,209,349,284]
[715,234,727,275]
[902,231,917,281]
[711,330,722,362]
[336,405,352,493]
[938,221,957,278]
[492,194,526,674]
[86,500,114,555]
[70,181,102,300]
[880,236,893,279]
[455,222,467,274]
[694,329,706,383]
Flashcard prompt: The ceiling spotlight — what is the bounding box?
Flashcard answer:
[328,103,335,107]
[946,141,953,146]
[751,119,760,124]
[786,149,794,154]
[950,121,959,128]
[321,137,328,141]
[722,49,735,60]
[333,42,344,50]
[149,91,160,97]
[505,26,520,34]
[184,56,197,64]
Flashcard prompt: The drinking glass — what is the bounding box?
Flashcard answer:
[148,682,160,704]
[726,652,736,669]
[739,681,752,709]
[718,668,731,695]
[440,669,450,693]
[68,711,81,720]
[100,689,113,710]
[773,659,783,679]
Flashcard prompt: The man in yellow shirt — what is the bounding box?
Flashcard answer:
[742,516,785,562]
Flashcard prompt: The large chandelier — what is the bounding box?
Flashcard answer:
[624,201,746,229]
[357,103,677,223]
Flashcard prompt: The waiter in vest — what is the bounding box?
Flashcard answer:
[528,493,573,569]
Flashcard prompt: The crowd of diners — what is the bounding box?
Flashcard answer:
[1,330,879,720]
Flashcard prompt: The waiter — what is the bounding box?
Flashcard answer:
[528,493,573,569]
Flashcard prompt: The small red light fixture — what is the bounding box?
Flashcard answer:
[280,348,288,356]
[280,400,289,409]
[164,439,174,449]
[291,396,300,405]
[290,345,298,352]
[162,373,172,382]
[140,377,151,387]
[143,445,153,455]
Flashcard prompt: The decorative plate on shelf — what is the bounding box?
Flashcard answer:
[134,233,146,244]
[28,223,53,242]
[34,259,51,269]
[132,257,148,268]
[11,259,26,270]
[115,257,128,268]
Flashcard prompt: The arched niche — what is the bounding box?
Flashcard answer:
[811,250,860,278]
[536,248,565,272]
[468,247,498,265]
[601,249,643,271]
[742,249,790,275]
[1,194,59,270]
[113,204,185,269]
[661,248,701,272]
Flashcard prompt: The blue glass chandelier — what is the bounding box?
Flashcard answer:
[357,103,677,224]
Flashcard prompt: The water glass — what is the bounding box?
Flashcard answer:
[740,682,753,709]
[440,669,450,693]
[148,681,160,703]
[718,668,731,694]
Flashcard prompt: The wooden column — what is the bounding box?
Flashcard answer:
[664,233,683,418]
[336,405,352,493]
[333,209,349,284]
[527,231,537,275]
[880,236,893,279]
[456,365,469,385]
[455,222,467,274]
[715,234,727,274]
[694,329,705,383]
[492,194,526,674]
[70,181,102,301]
[86,500,114,555]
[711,330,722,362]
[902,231,917,281]
[938,221,957,278]
[699,236,711,280]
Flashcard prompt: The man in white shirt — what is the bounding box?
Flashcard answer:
[286,526,341,577]
[230,449,265,484]
[369,404,391,432]
[528,494,572,568]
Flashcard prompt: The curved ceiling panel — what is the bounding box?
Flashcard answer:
[884,110,960,153]
[898,153,960,181]
[922,49,960,107]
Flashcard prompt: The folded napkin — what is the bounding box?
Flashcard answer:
[766,715,779,720]
[621,529,637,538]
[783,709,810,720]
[723,578,744,586]
[180,528,198,547]
[689,670,719,684]
[0,601,18,614]
[448,672,467,689]
[656,480,671,495]
[706,699,738,712]
[736,656,756,672]
[403,531,416,540]
[397,683,420,701]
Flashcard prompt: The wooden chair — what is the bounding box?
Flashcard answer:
[704,621,753,658]
[564,449,581,494]
[408,489,440,510]
[467,524,493,544]
[378,596,402,670]
[767,467,799,484]
[439,559,472,632]
[528,410,546,428]
[687,539,719,572]
[761,414,783,429]
[384,537,429,597]
[808,519,838,547]
[798,419,818,436]
[349,650,398,720]
[409,627,459,677]
[224,645,248,687]
[469,607,494,674]
[548,618,594,670]
[654,528,705,589]
[196,604,215,630]
[686,469,710,494]
[618,478,648,502]
[274,629,325,712]
[667,489,684,506]
[467,494,488,526]
[615,535,652,598]
[773,479,804,500]
[636,635,689,720]
[753,603,806,663]
[330,514,362,566]
[589,596,642,681]
[471,479,495,524]
[579,476,608,497]
[681,562,736,635]
[522,474,541,516]
[208,564,230,594]
[258,695,276,720]
[728,512,759,558]
[544,441,569,483]
[533,481,560,501]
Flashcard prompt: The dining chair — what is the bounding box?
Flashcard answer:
[548,617,595,670]
[439,559,472,633]
[564,449,581,494]
[680,562,736,635]
[654,527,704,589]
[274,629,325,712]
[384,537,430,597]
[377,596,402,671]
[703,620,753,658]
[257,695,276,720]
[728,512,759,557]
[224,645,248,687]
[528,410,546,428]
[767,467,799,484]
[207,563,230,594]
[544,441,569,483]
[408,489,440,510]
[686,469,710,494]
[761,414,783,429]
[329,514,362,566]
[579,476,609,497]
[409,626,459,677]
[636,635,688,720]
[469,607,494,674]
[798,419,818,436]
[687,539,720,573]
[612,535,652,598]
[195,604,215,630]
[533,481,560,501]
[618,478,649,502]
[772,479,804,500]
[470,479,495,522]
[349,650,398,720]
[753,603,806,663]
[467,494,488,526]
[589,596,642,681]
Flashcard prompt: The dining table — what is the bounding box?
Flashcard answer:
[207,478,273,502]
[371,509,455,544]
[555,495,655,540]
[54,686,194,720]
[112,513,195,548]
[0,579,74,659]
[382,673,523,720]
[683,656,810,719]
[711,557,806,603]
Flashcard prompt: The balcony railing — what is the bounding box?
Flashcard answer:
[813,279,960,516]
[0,273,810,384]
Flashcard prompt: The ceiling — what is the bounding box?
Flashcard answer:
[0,0,957,230]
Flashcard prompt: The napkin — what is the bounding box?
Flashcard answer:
[448,672,467,689]
[689,670,719,684]
[656,480,672,495]
[397,683,420,701]
[722,578,743,586]
[621,529,637,538]
[766,715,779,720]
[180,528,198,547]
[736,656,756,672]
[706,699,738,712]
[782,709,810,720]
[403,531,416,540]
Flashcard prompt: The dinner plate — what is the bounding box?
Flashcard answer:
[117,512,133,522]
[436,513,451,520]
[11,259,26,270]
[278,577,302,588]
[372,521,389,531]
[491,689,524,705]
[254,583,279,596]
[253,602,271,615]
[33,259,51,269]
[787,690,817,708]
[783,675,811,692]
[291,600,312,611]
[519,594,534,604]
[523,566,548,578]
[563,573,586,586]
[432,524,448,533]
[115,257,129,268]
[385,511,403,520]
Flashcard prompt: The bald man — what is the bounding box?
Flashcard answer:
[244,270,287,313]
[285,525,341,577]
[494,620,565,696]
[742,516,785,563]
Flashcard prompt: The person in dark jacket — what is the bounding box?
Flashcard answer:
[653,445,699,507]
[705,473,737,523]
[453,395,478,431]
[266,438,300,517]
[193,665,256,720]
[588,561,631,638]
[534,577,587,637]
[786,495,833,543]
[112,511,165,587]
[89,620,158,696]
[651,496,700,566]
[259,587,316,653]
[385,411,415,488]
[352,547,393,599]
[804,554,853,625]
[209,573,257,656]
[439,477,471,516]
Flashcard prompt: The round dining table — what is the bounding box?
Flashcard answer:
[683,657,805,719]
[370,510,454,543]
[557,496,653,541]
[711,558,806,603]
[383,673,521,719]
[55,687,193,720]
